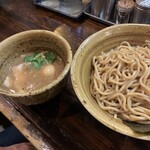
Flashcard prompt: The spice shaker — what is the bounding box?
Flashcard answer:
[91,0,116,21]
[115,0,135,24]
[131,0,150,24]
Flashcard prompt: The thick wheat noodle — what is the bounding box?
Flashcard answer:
[90,41,150,124]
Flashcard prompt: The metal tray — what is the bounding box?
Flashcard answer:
[84,3,115,25]
[33,0,84,19]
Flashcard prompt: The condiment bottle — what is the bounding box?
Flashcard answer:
[115,0,135,24]
[91,0,116,21]
[131,0,150,24]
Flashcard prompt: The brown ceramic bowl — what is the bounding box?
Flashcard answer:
[0,30,72,105]
[71,24,150,140]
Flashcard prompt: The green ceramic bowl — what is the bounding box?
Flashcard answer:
[71,24,150,140]
[0,30,72,105]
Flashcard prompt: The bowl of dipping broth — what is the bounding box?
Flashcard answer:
[0,30,72,105]
[71,24,150,140]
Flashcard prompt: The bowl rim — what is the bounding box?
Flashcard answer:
[0,29,72,97]
[71,23,150,140]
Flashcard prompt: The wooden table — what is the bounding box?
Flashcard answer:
[0,0,150,150]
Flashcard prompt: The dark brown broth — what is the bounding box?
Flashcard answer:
[3,52,64,93]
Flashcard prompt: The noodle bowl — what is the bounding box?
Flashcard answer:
[90,41,150,124]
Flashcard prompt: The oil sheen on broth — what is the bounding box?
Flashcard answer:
[3,51,64,93]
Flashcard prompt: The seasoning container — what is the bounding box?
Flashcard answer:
[131,0,150,24]
[91,0,116,21]
[115,0,135,24]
